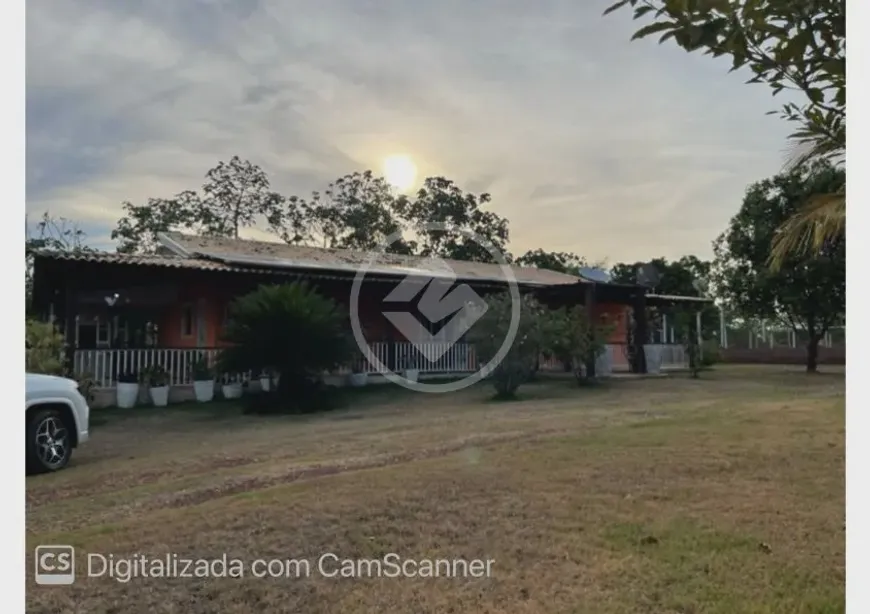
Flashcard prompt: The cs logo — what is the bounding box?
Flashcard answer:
[34,545,75,585]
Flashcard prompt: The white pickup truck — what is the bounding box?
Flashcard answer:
[25,373,91,474]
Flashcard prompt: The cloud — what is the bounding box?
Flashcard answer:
[26,0,794,262]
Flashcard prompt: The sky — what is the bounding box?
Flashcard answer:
[26,0,795,263]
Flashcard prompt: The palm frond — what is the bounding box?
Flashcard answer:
[782,137,844,172]
[768,188,845,270]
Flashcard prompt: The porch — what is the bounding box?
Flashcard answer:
[74,341,690,406]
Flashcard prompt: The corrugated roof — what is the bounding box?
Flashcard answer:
[157,231,583,287]
[33,251,236,271]
[32,251,347,279]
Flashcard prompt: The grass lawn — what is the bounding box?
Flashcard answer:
[26,365,845,613]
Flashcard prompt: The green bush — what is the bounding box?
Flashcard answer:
[466,293,549,400]
[189,354,215,381]
[546,306,615,385]
[73,373,98,403]
[25,319,65,375]
[700,340,721,367]
[219,283,351,411]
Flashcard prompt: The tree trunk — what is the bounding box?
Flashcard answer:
[806,336,820,373]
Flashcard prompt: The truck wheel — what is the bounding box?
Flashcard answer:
[26,408,72,474]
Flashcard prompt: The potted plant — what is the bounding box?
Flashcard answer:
[190,356,215,403]
[401,354,420,383]
[116,369,140,408]
[221,374,244,399]
[146,365,170,407]
[347,363,368,388]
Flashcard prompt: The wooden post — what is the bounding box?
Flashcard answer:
[585,283,597,378]
[63,279,77,374]
[632,291,648,374]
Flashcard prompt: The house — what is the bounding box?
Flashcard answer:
[30,232,710,404]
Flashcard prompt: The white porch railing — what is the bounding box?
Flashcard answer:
[74,343,481,388]
[73,342,688,389]
[74,348,222,388]
[657,344,689,370]
[643,344,689,373]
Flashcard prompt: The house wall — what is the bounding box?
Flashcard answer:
[159,282,234,348]
[595,303,630,344]
[154,279,404,348]
[151,278,636,350]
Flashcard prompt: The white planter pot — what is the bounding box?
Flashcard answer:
[149,385,170,407]
[348,373,369,387]
[193,380,215,403]
[116,382,139,409]
[644,345,663,374]
[403,369,420,383]
[222,382,243,399]
[259,377,271,392]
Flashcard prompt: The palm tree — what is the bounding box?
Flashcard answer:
[769,135,845,270]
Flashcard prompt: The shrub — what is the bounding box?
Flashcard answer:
[71,373,98,403]
[190,354,215,381]
[219,283,352,411]
[674,310,705,378]
[25,319,66,375]
[143,365,169,387]
[117,370,140,384]
[466,293,549,399]
[700,340,721,367]
[546,306,614,385]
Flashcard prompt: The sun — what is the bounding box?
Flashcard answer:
[382,154,417,192]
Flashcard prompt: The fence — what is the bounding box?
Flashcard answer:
[73,342,689,389]
[718,319,844,351]
[74,343,479,388]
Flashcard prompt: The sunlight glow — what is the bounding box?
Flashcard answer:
[382,154,417,192]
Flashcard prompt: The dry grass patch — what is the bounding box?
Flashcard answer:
[27,366,844,613]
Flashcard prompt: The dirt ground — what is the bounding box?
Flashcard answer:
[26,366,845,613]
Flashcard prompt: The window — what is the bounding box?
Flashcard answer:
[181,304,194,337]
[96,318,111,347]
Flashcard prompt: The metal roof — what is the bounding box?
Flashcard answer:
[33,251,232,271]
[32,250,365,281]
[157,231,583,287]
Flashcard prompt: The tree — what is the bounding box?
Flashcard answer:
[673,308,702,378]
[711,161,845,372]
[112,193,201,254]
[547,306,614,385]
[398,177,510,263]
[199,156,288,239]
[603,0,846,268]
[26,212,93,307]
[218,283,352,410]
[25,319,66,375]
[303,171,412,252]
[466,293,549,399]
[610,256,718,339]
[112,157,289,254]
[515,249,586,274]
